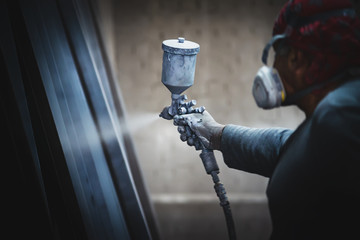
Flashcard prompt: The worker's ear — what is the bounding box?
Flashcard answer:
[287,47,310,77]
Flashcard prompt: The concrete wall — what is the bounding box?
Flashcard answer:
[96,0,306,239]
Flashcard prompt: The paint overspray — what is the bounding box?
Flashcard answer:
[71,111,159,153]
[123,112,160,135]
[101,111,160,146]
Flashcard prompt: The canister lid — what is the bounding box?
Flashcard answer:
[162,37,200,55]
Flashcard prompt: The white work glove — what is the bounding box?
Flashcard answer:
[174,111,225,150]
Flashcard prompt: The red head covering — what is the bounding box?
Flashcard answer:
[273,0,360,85]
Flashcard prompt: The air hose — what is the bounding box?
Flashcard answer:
[200,149,237,240]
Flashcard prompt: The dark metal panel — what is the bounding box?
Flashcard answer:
[2,0,154,238]
[12,0,153,239]
[72,0,118,117]
[84,0,161,238]
[2,1,88,238]
[18,0,133,239]
[55,0,153,239]
[0,37,54,240]
[0,1,46,198]
[0,3,55,237]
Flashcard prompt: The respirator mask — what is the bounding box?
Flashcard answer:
[252,34,287,109]
[252,66,286,109]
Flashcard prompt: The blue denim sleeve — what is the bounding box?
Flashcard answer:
[220,124,293,178]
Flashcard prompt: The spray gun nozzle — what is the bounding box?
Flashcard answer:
[159,106,173,120]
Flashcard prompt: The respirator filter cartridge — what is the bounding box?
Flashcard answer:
[252,66,286,109]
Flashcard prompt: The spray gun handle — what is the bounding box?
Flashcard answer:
[200,148,219,174]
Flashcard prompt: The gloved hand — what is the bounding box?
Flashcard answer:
[174,111,225,150]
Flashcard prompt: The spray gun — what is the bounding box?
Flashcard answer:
[159,37,237,240]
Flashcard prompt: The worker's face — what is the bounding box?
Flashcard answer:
[273,46,309,99]
[273,51,294,96]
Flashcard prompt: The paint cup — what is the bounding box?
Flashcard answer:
[161,37,200,95]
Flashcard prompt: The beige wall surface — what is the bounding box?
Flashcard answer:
[97,0,306,239]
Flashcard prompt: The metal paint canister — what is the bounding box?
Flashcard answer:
[161,37,200,95]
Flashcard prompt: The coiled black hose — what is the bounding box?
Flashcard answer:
[200,149,237,240]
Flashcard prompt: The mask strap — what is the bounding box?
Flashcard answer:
[282,69,359,106]
[262,34,287,65]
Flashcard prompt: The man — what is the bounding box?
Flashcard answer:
[175,0,360,239]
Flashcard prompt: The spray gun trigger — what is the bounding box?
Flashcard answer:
[179,107,187,115]
[189,100,196,107]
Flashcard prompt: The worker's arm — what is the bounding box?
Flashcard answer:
[174,111,293,177]
[221,125,293,178]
